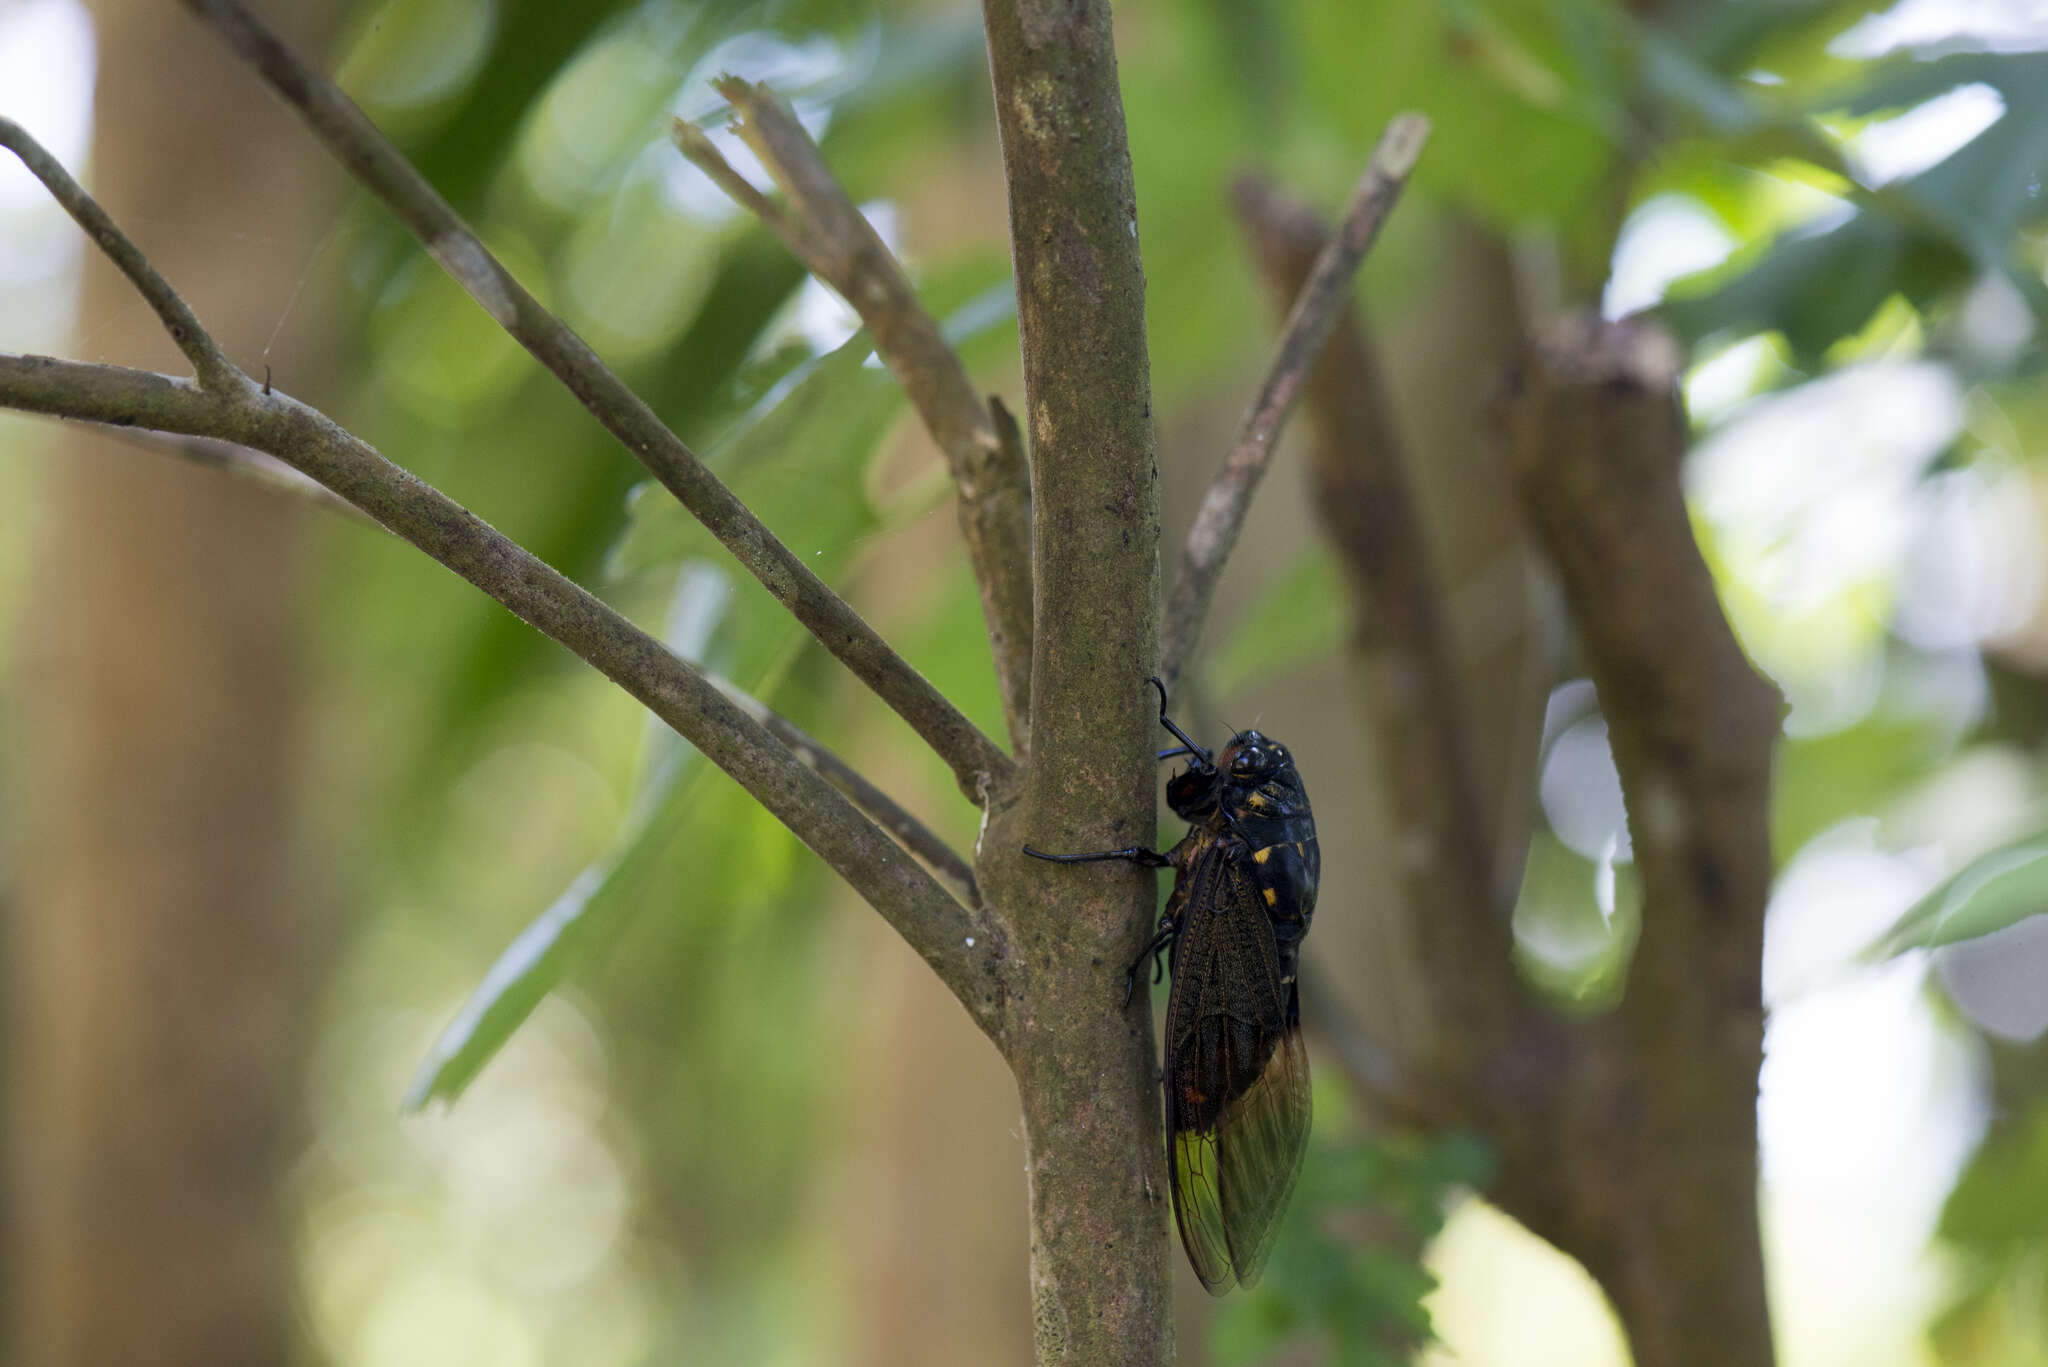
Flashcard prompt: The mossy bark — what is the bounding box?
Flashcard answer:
[980,0,1173,1361]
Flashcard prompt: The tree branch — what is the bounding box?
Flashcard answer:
[85,424,374,522]
[979,0,1169,1358]
[0,350,1012,1043]
[1227,170,1514,1061]
[709,675,980,906]
[178,0,1013,799]
[1159,114,1428,687]
[0,118,241,392]
[1,97,1003,1042]
[77,415,978,906]
[676,84,1035,750]
[1496,314,1780,1367]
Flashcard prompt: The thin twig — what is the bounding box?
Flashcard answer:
[0,114,1004,1038]
[87,408,972,898]
[0,349,1013,1045]
[670,119,797,238]
[120,418,982,921]
[1227,169,1512,1054]
[1159,113,1429,686]
[92,423,976,898]
[88,424,377,522]
[178,0,1013,799]
[711,676,980,906]
[0,118,242,392]
[675,83,1035,752]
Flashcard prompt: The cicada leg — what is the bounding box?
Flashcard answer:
[1021,844,1171,867]
[1123,916,1177,1007]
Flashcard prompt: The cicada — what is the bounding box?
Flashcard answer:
[1024,678,1318,1293]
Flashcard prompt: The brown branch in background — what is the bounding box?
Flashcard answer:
[1228,170,1514,1060]
[178,0,1013,799]
[0,118,241,392]
[675,82,1035,753]
[1229,180,1780,1358]
[1159,113,1429,686]
[1495,314,1780,1367]
[1295,959,1446,1132]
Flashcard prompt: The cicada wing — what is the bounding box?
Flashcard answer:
[1213,994,1310,1289]
[1170,1116,1237,1294]
[1161,846,1242,1294]
[1162,851,1312,1295]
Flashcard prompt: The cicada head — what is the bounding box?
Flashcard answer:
[1165,759,1220,821]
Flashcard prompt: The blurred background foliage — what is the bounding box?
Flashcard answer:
[10,0,2048,1363]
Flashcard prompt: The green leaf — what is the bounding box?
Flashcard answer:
[1664,0,1891,82]
[608,281,1016,580]
[1773,714,1948,862]
[403,568,732,1111]
[1940,1101,2048,1252]
[401,756,695,1112]
[1292,0,1623,229]
[1868,830,2048,960]
[1661,50,2048,359]
[607,331,902,579]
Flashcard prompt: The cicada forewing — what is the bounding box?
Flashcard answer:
[1162,846,1312,1294]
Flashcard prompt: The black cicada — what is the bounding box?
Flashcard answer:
[1024,678,1318,1293]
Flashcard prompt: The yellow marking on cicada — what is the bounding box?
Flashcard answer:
[1245,792,1269,811]
[1253,846,1271,864]
[1262,887,1278,907]
[1295,842,1306,858]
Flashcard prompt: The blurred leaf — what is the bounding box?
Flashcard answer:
[1511,829,1638,1010]
[609,278,1014,579]
[361,232,806,836]
[336,0,499,137]
[1868,830,2048,959]
[607,330,903,579]
[1661,50,2048,360]
[1774,713,1948,860]
[403,568,732,1111]
[1293,0,1622,229]
[1664,0,1891,81]
[1211,1130,1492,1367]
[1206,548,1345,699]
[1640,31,1774,141]
[401,754,697,1111]
[390,0,640,211]
[1198,0,1291,123]
[1942,1101,2048,1252]
[896,551,1012,806]
[1661,207,1941,360]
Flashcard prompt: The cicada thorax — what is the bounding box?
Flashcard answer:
[1207,733,1321,990]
